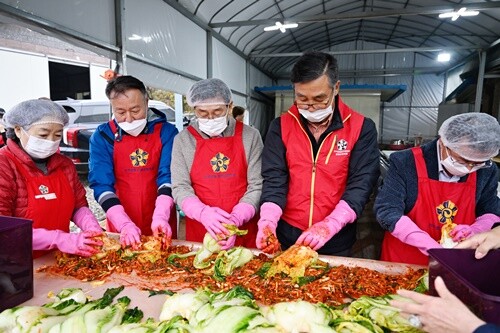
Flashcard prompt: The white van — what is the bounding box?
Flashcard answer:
[54,99,176,124]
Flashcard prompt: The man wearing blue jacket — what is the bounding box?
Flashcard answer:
[89,75,178,249]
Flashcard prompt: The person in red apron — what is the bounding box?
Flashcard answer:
[257,52,380,256]
[88,76,178,249]
[171,78,263,249]
[376,113,500,265]
[0,99,103,258]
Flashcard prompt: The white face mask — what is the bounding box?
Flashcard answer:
[118,118,147,137]
[441,156,470,177]
[298,104,333,123]
[21,129,60,159]
[197,115,228,137]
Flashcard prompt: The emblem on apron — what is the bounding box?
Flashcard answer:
[210,152,230,173]
[130,148,149,167]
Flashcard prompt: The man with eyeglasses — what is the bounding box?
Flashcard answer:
[256,51,380,256]
[171,78,263,249]
[375,113,500,265]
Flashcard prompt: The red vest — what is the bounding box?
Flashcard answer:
[280,98,364,230]
[185,121,258,247]
[5,150,74,258]
[106,121,177,237]
[380,147,476,265]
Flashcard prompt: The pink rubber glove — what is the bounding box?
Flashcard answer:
[181,196,231,241]
[229,202,256,227]
[219,202,257,250]
[392,215,441,255]
[106,205,141,249]
[256,202,283,253]
[218,228,236,250]
[296,200,357,250]
[450,213,499,242]
[33,228,103,257]
[73,206,103,234]
[151,195,174,246]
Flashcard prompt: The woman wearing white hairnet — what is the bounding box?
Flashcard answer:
[0,99,103,258]
[375,113,500,265]
[171,78,263,249]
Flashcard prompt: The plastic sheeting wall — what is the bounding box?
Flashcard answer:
[0,48,50,109]
[0,0,115,46]
[127,58,196,96]
[212,39,246,94]
[124,0,207,81]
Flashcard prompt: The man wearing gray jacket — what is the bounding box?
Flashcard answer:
[171,78,263,249]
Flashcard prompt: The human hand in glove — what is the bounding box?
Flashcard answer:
[256,202,282,254]
[200,207,231,241]
[72,206,103,234]
[450,214,499,242]
[106,205,141,249]
[296,200,356,251]
[181,196,231,241]
[33,229,103,257]
[218,203,257,250]
[296,221,338,251]
[151,195,174,248]
[58,231,103,257]
[450,225,474,242]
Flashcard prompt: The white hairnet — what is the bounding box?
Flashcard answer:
[4,99,69,129]
[186,78,232,107]
[439,113,500,161]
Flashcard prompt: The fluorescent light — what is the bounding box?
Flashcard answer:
[128,34,142,41]
[439,7,479,21]
[437,52,451,62]
[128,34,152,43]
[264,22,298,33]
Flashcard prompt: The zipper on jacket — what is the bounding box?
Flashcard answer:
[308,132,335,227]
[289,110,336,227]
[325,135,337,165]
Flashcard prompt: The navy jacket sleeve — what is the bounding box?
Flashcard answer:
[473,324,500,333]
[374,148,417,232]
[474,163,500,217]
[260,117,289,209]
[341,118,380,217]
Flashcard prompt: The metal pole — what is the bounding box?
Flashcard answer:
[474,51,486,112]
[114,0,127,74]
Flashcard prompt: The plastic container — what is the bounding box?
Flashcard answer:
[428,248,500,325]
[0,216,33,312]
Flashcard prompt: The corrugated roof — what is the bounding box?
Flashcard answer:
[175,0,500,79]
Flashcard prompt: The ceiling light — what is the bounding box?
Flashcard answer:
[128,34,152,43]
[264,22,298,33]
[128,34,142,41]
[437,52,451,62]
[439,7,479,21]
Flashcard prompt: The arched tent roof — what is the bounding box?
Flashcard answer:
[172,0,500,80]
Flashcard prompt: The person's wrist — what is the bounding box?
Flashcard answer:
[466,318,486,333]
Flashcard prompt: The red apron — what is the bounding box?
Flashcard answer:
[106,121,177,237]
[6,151,75,259]
[381,147,476,265]
[185,121,257,247]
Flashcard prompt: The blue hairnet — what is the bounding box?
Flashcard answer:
[4,99,69,129]
[186,78,232,107]
[439,113,500,161]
